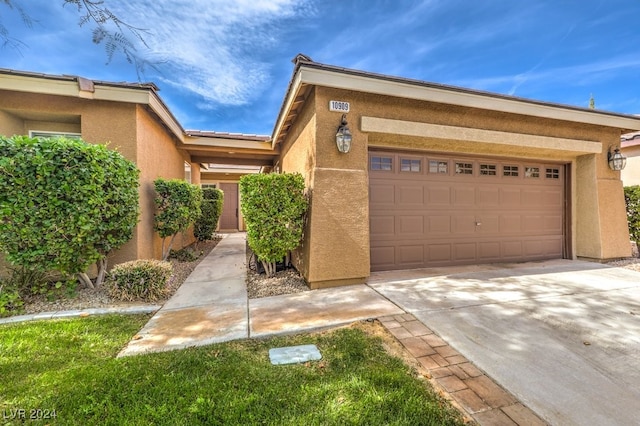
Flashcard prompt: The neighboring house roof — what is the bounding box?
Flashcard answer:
[0,67,184,142]
[621,131,640,148]
[272,54,640,147]
[0,68,274,167]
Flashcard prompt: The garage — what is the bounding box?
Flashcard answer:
[369,151,567,271]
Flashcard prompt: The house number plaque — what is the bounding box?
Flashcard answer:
[329,100,350,113]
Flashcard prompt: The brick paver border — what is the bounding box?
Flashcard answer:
[379,314,548,426]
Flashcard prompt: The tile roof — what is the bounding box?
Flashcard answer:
[290,54,640,122]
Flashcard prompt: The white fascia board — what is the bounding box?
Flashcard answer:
[92,85,152,104]
[271,71,304,149]
[148,94,184,143]
[0,73,79,97]
[300,68,640,131]
[185,136,273,151]
[362,116,602,154]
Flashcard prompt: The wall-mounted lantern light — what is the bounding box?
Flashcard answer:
[607,147,627,171]
[335,114,352,153]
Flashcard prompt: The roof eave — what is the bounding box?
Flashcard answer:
[0,68,185,142]
[272,59,640,146]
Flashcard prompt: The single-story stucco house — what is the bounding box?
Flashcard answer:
[2,55,640,288]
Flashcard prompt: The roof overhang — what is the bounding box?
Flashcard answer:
[0,68,185,142]
[183,133,276,167]
[273,58,640,147]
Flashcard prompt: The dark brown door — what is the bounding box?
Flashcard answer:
[219,183,239,230]
[369,151,565,271]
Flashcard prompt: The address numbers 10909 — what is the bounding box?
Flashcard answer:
[329,101,350,113]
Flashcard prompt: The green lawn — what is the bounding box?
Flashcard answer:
[0,315,465,425]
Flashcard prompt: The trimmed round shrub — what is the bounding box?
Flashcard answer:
[106,260,173,302]
[194,188,224,242]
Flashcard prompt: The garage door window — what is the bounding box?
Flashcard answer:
[371,156,393,171]
[401,158,421,172]
[480,164,497,176]
[455,162,473,175]
[525,167,540,178]
[546,168,560,179]
[503,165,519,177]
[429,160,448,174]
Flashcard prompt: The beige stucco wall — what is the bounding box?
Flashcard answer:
[279,91,317,283]
[135,105,194,260]
[0,109,24,135]
[0,90,195,277]
[279,85,632,286]
[576,141,632,260]
[279,88,371,288]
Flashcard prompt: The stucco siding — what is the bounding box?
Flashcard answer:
[135,105,193,261]
[281,84,632,284]
[279,90,317,282]
[0,109,24,135]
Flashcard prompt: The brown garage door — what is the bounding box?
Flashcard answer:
[369,151,565,271]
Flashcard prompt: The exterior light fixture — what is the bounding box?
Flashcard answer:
[335,114,352,153]
[607,147,627,171]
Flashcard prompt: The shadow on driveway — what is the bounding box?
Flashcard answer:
[368,259,640,426]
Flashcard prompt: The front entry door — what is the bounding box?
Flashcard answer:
[219,183,239,230]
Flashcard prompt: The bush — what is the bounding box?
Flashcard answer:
[239,173,308,277]
[194,188,224,242]
[106,260,173,302]
[169,247,201,262]
[625,185,640,245]
[0,135,139,288]
[154,179,203,260]
[0,280,23,318]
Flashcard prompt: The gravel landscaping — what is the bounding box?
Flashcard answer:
[11,238,640,316]
[19,239,221,315]
[245,247,309,299]
[15,237,310,316]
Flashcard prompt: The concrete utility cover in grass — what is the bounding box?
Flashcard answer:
[269,344,322,365]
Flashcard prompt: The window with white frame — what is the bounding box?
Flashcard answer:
[29,130,81,139]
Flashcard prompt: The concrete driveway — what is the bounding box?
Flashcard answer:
[368,259,640,426]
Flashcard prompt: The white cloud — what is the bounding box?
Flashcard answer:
[105,0,312,106]
[451,55,640,95]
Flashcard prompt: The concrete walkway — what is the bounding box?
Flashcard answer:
[118,233,403,356]
[115,233,547,425]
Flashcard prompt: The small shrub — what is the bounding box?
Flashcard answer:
[625,185,640,245]
[106,260,173,302]
[153,178,203,260]
[194,188,224,242]
[29,279,78,301]
[5,266,50,293]
[240,173,308,277]
[169,247,201,262]
[0,281,23,317]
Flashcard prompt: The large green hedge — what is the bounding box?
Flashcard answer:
[239,173,308,277]
[153,178,202,260]
[194,188,224,242]
[624,185,640,245]
[0,135,139,287]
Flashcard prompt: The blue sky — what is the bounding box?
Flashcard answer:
[1,1,639,135]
